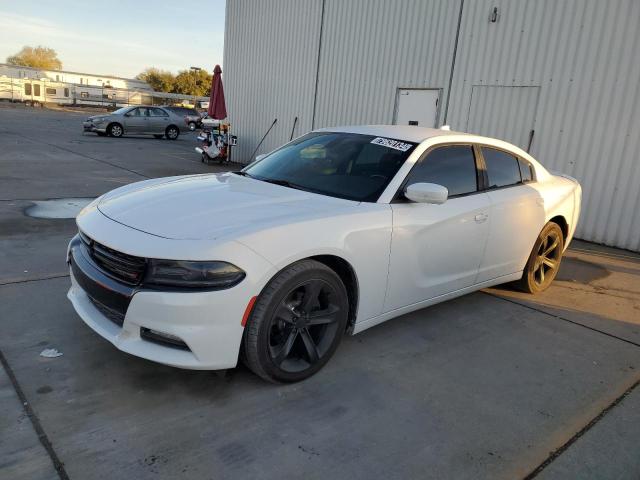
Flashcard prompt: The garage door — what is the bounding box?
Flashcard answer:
[467,86,540,151]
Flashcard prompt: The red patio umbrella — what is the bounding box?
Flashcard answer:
[207,65,227,119]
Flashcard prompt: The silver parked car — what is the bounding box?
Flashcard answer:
[83,106,184,139]
[162,106,203,131]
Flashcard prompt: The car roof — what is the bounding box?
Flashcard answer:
[315,125,467,143]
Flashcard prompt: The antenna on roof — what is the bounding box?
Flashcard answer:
[440,125,451,131]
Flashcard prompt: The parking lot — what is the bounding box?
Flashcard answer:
[1,105,639,480]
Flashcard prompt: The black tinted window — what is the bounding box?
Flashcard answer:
[519,158,534,182]
[482,147,521,188]
[407,146,478,196]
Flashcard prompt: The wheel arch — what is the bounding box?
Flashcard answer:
[255,253,360,334]
[548,215,569,242]
[309,254,359,333]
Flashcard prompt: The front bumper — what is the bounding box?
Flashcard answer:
[83,121,106,133]
[66,236,249,370]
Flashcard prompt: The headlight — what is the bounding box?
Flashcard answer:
[145,260,245,289]
[93,118,105,124]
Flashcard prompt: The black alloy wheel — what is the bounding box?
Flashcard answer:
[268,279,341,371]
[242,260,349,383]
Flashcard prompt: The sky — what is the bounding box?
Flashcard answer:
[0,0,226,78]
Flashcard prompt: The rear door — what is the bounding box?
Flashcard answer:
[385,145,491,312]
[475,146,545,282]
[148,108,170,133]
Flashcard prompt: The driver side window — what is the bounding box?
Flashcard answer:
[406,145,478,197]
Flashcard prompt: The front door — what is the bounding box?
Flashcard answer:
[384,145,490,312]
[394,89,440,127]
[124,107,149,133]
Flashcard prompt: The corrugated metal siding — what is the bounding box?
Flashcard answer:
[313,0,461,128]
[223,0,322,162]
[446,0,640,250]
[225,0,640,250]
[466,85,540,150]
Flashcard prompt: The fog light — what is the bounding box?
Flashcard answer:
[140,327,189,350]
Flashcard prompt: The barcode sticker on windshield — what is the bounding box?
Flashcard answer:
[370,137,413,152]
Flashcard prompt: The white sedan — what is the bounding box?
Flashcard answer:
[67,125,581,382]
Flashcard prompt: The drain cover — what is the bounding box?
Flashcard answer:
[25,198,95,219]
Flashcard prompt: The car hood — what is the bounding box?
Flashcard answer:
[97,173,358,240]
[88,115,109,121]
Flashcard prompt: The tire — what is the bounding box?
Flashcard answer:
[188,121,196,131]
[108,123,123,138]
[165,125,179,140]
[242,259,349,383]
[516,222,564,294]
[153,134,164,139]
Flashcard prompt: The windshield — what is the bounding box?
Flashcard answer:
[243,132,417,202]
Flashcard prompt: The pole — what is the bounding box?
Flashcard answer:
[250,118,278,162]
[190,66,201,107]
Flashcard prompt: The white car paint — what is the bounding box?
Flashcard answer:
[67,125,581,370]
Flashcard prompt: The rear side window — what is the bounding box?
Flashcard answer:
[406,146,478,197]
[519,158,534,182]
[482,147,521,188]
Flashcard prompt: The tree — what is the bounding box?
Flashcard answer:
[6,46,62,70]
[136,68,176,93]
[135,67,213,95]
[172,69,212,96]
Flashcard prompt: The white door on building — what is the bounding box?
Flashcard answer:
[394,89,439,127]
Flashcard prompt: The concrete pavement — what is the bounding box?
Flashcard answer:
[1,105,639,479]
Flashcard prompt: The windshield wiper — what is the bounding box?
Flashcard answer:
[233,171,254,178]
[257,177,307,192]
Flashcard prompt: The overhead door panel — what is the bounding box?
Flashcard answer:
[467,85,540,151]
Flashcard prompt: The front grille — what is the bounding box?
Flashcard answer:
[80,232,146,285]
[88,295,125,327]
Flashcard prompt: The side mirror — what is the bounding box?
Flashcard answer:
[404,182,448,204]
[255,154,267,162]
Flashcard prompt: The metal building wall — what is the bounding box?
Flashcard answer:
[446,0,640,250]
[224,0,640,250]
[312,0,462,128]
[223,0,322,162]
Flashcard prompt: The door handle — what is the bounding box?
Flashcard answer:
[474,213,488,223]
